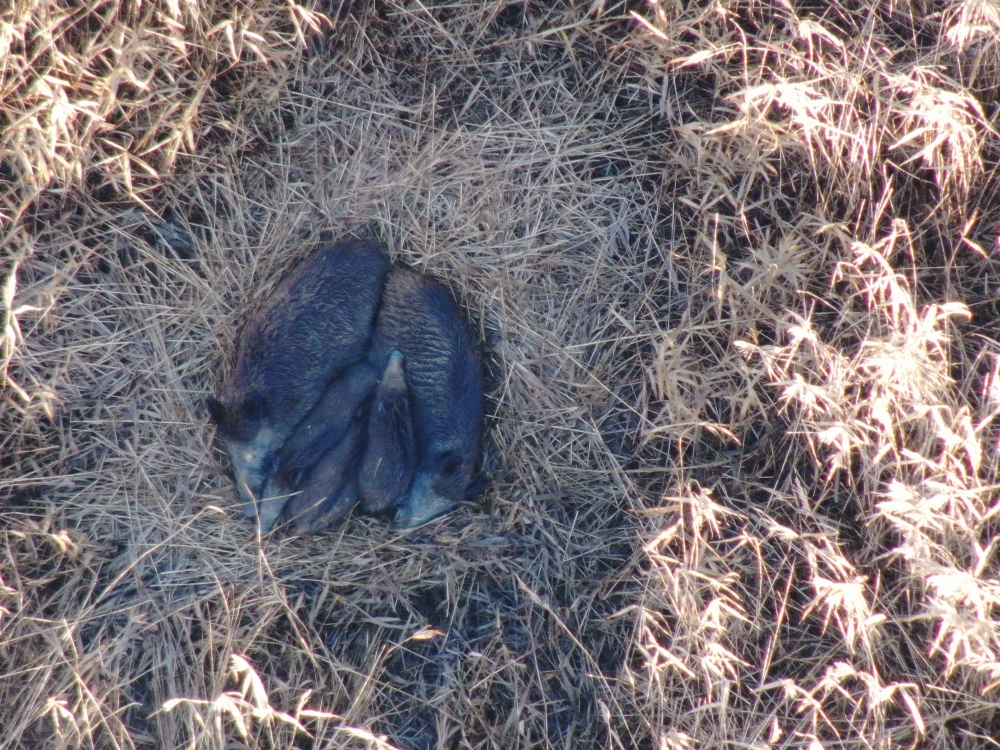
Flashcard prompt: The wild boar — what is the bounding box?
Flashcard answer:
[366,267,483,528]
[206,240,389,523]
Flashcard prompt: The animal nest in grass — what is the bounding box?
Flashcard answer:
[3,1,1000,749]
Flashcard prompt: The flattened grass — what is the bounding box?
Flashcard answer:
[2,1,999,748]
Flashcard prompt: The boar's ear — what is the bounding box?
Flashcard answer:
[206,396,226,424]
[240,395,269,421]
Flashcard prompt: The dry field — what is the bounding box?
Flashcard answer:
[2,0,1000,748]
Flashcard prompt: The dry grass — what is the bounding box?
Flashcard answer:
[3,0,1000,748]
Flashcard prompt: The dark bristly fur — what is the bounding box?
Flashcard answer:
[359,350,417,514]
[206,240,389,522]
[257,361,378,531]
[366,267,483,528]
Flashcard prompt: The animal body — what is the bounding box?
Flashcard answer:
[256,361,378,532]
[206,240,389,523]
[358,350,417,514]
[366,267,483,528]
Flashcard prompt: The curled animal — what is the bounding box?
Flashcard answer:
[206,240,389,523]
[366,267,483,528]
[257,361,377,532]
[358,350,417,515]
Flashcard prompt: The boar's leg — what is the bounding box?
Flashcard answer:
[256,363,376,532]
[283,419,365,534]
[359,351,416,514]
[301,478,360,535]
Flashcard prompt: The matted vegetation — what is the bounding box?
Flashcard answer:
[2,0,999,747]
